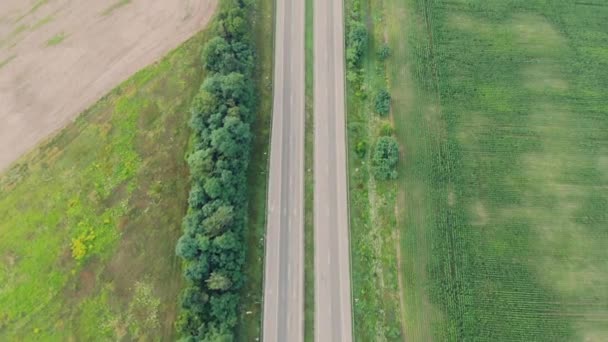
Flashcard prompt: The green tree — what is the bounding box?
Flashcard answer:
[206,272,233,291]
[230,40,254,75]
[176,234,199,260]
[184,258,210,283]
[188,182,207,208]
[187,150,213,180]
[202,37,254,75]
[196,234,211,254]
[190,90,219,133]
[183,210,205,235]
[203,206,234,237]
[202,37,234,73]
[202,326,233,342]
[204,178,222,199]
[181,286,209,315]
[208,293,239,330]
[210,117,250,159]
[219,5,248,40]
[203,73,252,109]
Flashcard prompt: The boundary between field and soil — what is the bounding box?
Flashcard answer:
[0,23,217,342]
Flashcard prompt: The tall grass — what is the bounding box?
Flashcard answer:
[236,0,274,339]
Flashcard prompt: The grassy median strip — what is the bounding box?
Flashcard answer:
[304,0,315,340]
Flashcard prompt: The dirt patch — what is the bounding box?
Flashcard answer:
[74,269,96,299]
[0,0,217,172]
[2,250,18,268]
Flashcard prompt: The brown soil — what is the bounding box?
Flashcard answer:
[0,0,217,171]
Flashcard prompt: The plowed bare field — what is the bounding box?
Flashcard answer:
[0,0,216,171]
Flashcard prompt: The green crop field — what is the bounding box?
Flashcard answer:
[0,30,212,340]
[382,0,608,340]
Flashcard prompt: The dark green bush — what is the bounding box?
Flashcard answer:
[356,140,368,158]
[378,44,391,61]
[372,136,399,180]
[374,89,391,116]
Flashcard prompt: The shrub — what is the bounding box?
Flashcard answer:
[70,230,95,261]
[356,140,368,158]
[379,121,394,136]
[346,20,367,69]
[127,282,161,335]
[378,44,391,61]
[374,89,391,116]
[372,137,399,180]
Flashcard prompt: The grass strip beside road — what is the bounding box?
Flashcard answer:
[304,0,315,339]
[237,0,274,339]
[345,0,404,340]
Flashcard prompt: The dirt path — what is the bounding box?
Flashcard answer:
[0,0,217,171]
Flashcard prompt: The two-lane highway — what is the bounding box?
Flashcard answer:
[262,0,305,340]
[313,0,353,341]
[263,0,353,340]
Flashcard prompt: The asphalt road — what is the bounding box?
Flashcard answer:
[313,0,353,341]
[262,0,305,340]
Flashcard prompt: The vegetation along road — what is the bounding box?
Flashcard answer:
[262,0,306,340]
[313,0,353,341]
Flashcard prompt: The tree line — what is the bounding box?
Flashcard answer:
[175,0,256,340]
